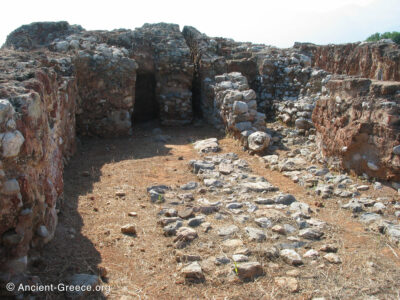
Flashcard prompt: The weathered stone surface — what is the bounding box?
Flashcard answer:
[181,262,205,282]
[248,131,271,153]
[218,225,239,237]
[245,227,266,241]
[275,276,299,293]
[313,78,400,181]
[236,262,264,281]
[193,138,220,153]
[323,253,342,264]
[1,131,25,157]
[296,41,400,81]
[121,224,137,235]
[280,249,303,266]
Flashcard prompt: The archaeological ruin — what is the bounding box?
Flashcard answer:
[1,21,400,297]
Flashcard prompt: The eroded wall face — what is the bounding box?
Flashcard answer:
[0,52,77,279]
[295,42,400,81]
[313,78,400,181]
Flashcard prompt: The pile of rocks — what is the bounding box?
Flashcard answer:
[207,72,270,152]
[262,121,400,245]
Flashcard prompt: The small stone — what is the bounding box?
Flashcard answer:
[181,262,205,282]
[175,252,201,263]
[201,222,212,232]
[149,190,165,203]
[218,225,239,237]
[219,163,234,175]
[2,130,25,158]
[181,182,198,190]
[163,221,183,236]
[298,228,324,240]
[253,218,271,229]
[373,182,383,190]
[357,185,369,191]
[272,225,286,235]
[280,249,303,266]
[274,276,299,293]
[359,213,382,224]
[255,198,275,205]
[215,256,230,265]
[323,253,341,264]
[158,217,182,226]
[274,194,296,205]
[236,262,264,281]
[128,212,137,217]
[373,202,386,214]
[36,225,49,238]
[115,190,126,197]
[187,216,205,227]
[121,224,136,235]
[245,227,266,241]
[393,145,400,155]
[226,202,243,209]
[232,254,249,262]
[1,179,20,196]
[193,138,220,153]
[178,208,194,219]
[174,227,198,245]
[367,161,379,171]
[165,208,178,217]
[303,249,319,259]
[319,244,338,253]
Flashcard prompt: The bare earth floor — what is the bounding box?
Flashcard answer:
[29,122,400,299]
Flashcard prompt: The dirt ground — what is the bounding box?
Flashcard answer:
[29,122,400,299]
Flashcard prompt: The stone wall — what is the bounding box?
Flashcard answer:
[312,77,400,181]
[295,41,400,81]
[0,50,77,281]
[74,47,137,137]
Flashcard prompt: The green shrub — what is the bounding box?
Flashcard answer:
[366,31,400,44]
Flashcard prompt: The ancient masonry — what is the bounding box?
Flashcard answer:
[0,21,399,282]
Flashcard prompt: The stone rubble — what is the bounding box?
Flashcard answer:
[148,143,346,286]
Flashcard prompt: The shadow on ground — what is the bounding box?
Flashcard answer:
[28,121,223,299]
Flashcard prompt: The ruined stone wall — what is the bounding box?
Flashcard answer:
[313,77,400,181]
[0,50,77,280]
[295,41,400,81]
[74,47,137,137]
[1,21,400,284]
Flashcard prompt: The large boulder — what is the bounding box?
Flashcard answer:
[248,131,271,153]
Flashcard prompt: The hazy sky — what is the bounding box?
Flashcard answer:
[1,0,399,48]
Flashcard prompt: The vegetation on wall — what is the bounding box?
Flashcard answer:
[366,31,400,44]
